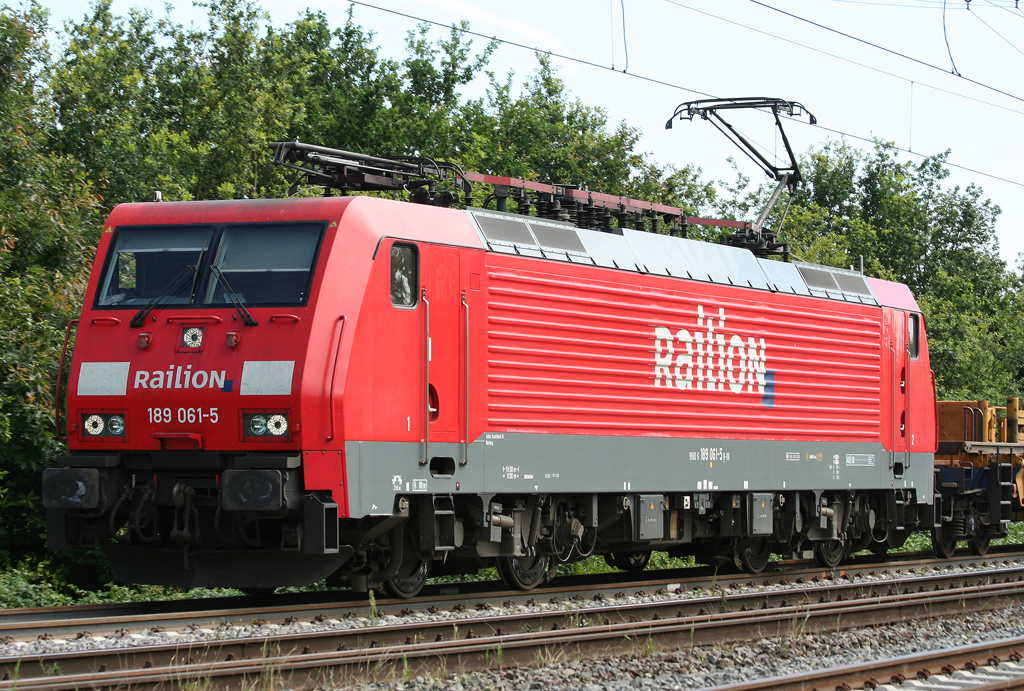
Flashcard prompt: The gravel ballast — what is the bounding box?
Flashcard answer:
[3,557,1023,690]
[352,604,1024,691]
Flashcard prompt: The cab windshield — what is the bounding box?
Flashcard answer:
[204,224,322,306]
[95,222,324,309]
[96,227,211,306]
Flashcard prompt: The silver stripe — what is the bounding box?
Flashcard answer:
[77,362,130,396]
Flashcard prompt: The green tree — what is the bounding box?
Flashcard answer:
[767,139,1017,400]
[0,2,98,564]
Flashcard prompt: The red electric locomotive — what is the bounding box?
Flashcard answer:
[44,100,1015,596]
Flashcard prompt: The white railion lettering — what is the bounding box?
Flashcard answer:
[674,328,693,390]
[652,304,768,399]
[746,337,767,394]
[695,306,705,390]
[726,334,745,393]
[713,308,726,392]
[654,326,674,386]
[133,369,225,391]
[704,307,719,391]
[712,331,726,391]
[693,331,707,390]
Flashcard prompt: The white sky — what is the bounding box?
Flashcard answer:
[37,0,1024,266]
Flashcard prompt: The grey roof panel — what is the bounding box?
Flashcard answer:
[527,219,588,254]
[797,265,840,292]
[621,229,770,289]
[793,262,878,305]
[758,258,812,295]
[475,213,536,247]
[833,271,872,296]
[617,229,663,274]
[466,208,879,306]
[576,229,641,271]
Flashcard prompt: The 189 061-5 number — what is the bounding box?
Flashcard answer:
[148,407,219,424]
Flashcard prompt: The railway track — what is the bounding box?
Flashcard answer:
[703,636,1024,690]
[3,548,1021,643]
[4,561,1024,690]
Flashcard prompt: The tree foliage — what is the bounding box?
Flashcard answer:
[770,140,1014,399]
[0,0,1017,576]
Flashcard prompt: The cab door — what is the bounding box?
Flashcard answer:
[884,307,910,473]
[419,244,463,453]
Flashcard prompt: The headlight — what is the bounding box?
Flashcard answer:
[80,412,127,439]
[249,415,267,436]
[243,411,290,439]
[107,415,125,436]
[84,414,105,435]
[267,414,288,436]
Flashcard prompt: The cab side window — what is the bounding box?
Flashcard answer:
[908,313,920,359]
[390,243,417,308]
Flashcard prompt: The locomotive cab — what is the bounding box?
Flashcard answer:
[45,200,360,589]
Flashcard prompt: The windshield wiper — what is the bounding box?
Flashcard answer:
[209,265,258,326]
[188,242,208,302]
[129,263,199,328]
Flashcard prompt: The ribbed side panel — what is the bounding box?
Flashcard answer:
[485,264,882,442]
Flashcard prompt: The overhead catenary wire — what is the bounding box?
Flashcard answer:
[805,122,1023,187]
[942,0,962,75]
[609,0,615,69]
[979,0,1024,20]
[968,5,1024,57]
[343,0,714,97]
[821,0,1021,8]
[620,0,629,72]
[340,0,1024,189]
[661,0,1024,117]
[747,0,1024,102]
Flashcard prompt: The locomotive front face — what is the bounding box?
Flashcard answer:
[87,220,320,443]
[44,203,360,589]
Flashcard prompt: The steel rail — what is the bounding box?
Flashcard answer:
[701,636,1024,691]
[4,568,1024,690]
[2,549,1021,642]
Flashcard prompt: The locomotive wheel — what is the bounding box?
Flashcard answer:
[610,551,651,573]
[813,539,846,569]
[734,537,771,574]
[968,529,992,556]
[931,525,959,559]
[383,532,431,599]
[496,554,550,591]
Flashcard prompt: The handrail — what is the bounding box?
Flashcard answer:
[269,314,301,323]
[890,341,896,469]
[90,317,120,325]
[422,288,431,466]
[461,292,469,467]
[905,320,912,468]
[325,315,346,442]
[166,315,223,323]
[55,319,79,441]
